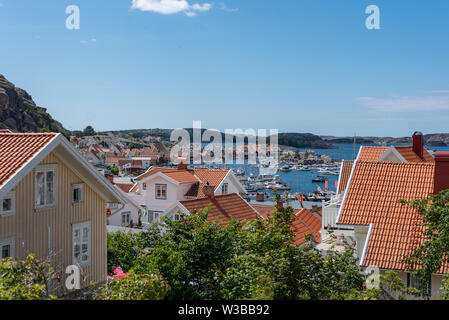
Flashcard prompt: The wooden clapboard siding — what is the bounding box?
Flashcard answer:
[0,152,107,289]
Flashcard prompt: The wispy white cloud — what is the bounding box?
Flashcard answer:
[356,94,449,113]
[80,38,97,44]
[218,2,238,12]
[131,0,212,16]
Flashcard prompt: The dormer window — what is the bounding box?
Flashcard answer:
[221,183,229,194]
[35,164,57,210]
[1,191,15,217]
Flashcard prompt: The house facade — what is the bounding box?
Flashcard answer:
[0,131,126,293]
[125,163,247,224]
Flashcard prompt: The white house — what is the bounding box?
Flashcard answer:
[127,163,247,224]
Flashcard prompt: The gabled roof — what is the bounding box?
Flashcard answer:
[393,145,434,162]
[0,132,57,187]
[136,167,199,184]
[0,132,126,204]
[185,168,230,198]
[251,205,321,244]
[337,160,354,194]
[358,146,389,161]
[179,193,262,225]
[337,161,436,271]
[293,208,322,244]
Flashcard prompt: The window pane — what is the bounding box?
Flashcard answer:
[36,172,45,205]
[46,171,54,205]
[82,227,89,242]
[1,245,10,259]
[74,229,80,243]
[2,198,11,212]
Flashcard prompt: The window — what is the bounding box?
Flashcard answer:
[1,191,15,216]
[155,184,167,200]
[35,165,57,209]
[149,211,161,224]
[72,184,83,204]
[121,212,130,226]
[142,183,147,190]
[0,237,14,260]
[221,183,229,194]
[174,214,180,221]
[72,221,91,266]
[407,273,431,296]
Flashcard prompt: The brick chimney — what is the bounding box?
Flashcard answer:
[434,152,449,194]
[202,183,216,199]
[413,131,424,160]
[178,161,188,171]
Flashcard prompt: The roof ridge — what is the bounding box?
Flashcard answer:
[357,160,435,167]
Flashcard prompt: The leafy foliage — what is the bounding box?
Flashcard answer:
[107,194,378,300]
[400,189,449,298]
[95,273,169,300]
[0,254,56,300]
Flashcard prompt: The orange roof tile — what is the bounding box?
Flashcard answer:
[358,146,389,161]
[337,160,354,194]
[115,183,134,193]
[185,168,229,198]
[0,132,57,187]
[136,167,199,184]
[338,161,436,271]
[252,205,321,244]
[393,145,434,163]
[180,193,260,225]
[293,208,322,244]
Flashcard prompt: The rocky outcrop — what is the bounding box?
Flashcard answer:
[0,74,68,135]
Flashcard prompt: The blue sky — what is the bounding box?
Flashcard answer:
[1,0,449,137]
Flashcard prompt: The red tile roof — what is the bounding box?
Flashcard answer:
[252,205,321,244]
[180,193,261,225]
[185,168,229,198]
[293,208,322,244]
[136,167,199,184]
[393,145,434,163]
[115,183,134,193]
[337,160,354,194]
[358,146,389,161]
[0,132,57,187]
[338,161,436,271]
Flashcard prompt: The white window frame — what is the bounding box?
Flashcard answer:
[72,221,91,267]
[34,164,57,210]
[155,184,167,200]
[72,183,84,205]
[121,212,131,227]
[0,237,15,260]
[221,183,229,194]
[1,191,15,217]
[149,211,161,224]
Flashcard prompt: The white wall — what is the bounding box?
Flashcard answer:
[107,201,140,227]
[215,174,244,195]
[140,176,193,212]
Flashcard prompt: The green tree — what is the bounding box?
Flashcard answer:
[83,125,95,136]
[0,254,56,300]
[107,231,142,274]
[400,189,449,298]
[126,194,376,300]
